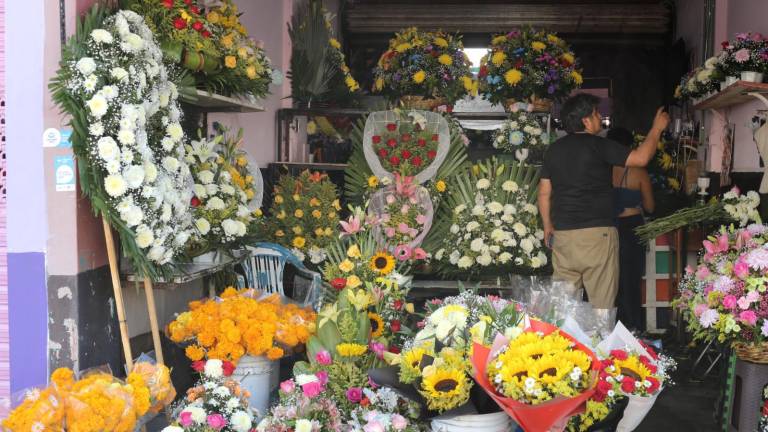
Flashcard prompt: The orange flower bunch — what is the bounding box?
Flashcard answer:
[131,362,177,415]
[168,287,317,363]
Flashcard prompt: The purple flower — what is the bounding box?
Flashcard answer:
[734,48,751,63]
[714,275,735,292]
[699,309,719,328]
[547,84,556,94]
[736,32,749,40]
[740,310,758,326]
[346,387,363,403]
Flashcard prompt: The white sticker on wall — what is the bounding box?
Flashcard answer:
[43,128,61,147]
[54,156,76,192]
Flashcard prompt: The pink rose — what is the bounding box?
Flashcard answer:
[302,381,323,398]
[385,227,396,238]
[346,387,363,403]
[315,350,332,365]
[740,310,758,326]
[179,411,193,427]
[280,379,295,394]
[416,214,427,225]
[206,414,227,430]
[315,370,329,386]
[723,295,738,309]
[734,260,750,279]
[391,414,408,430]
[397,222,411,234]
[400,204,410,215]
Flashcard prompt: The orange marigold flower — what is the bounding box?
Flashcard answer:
[185,345,205,361]
[267,347,284,360]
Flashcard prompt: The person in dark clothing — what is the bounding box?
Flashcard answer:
[607,127,655,332]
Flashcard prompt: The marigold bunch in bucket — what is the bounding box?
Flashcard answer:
[168,288,317,363]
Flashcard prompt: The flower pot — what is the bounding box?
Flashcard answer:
[740,71,765,83]
[431,411,514,432]
[231,355,279,418]
[399,95,446,110]
[725,75,740,86]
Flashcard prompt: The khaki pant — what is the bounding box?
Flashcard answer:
[552,226,619,308]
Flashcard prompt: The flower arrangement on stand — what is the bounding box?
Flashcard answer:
[479,27,582,110]
[426,158,547,277]
[162,360,257,432]
[717,32,768,82]
[256,170,341,266]
[492,103,549,163]
[167,287,317,363]
[373,27,476,108]
[370,117,441,178]
[50,6,196,279]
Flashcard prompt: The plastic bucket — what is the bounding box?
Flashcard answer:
[231,355,278,418]
[431,411,514,432]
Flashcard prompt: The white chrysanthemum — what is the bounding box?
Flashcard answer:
[76,57,96,75]
[89,122,104,136]
[471,205,485,216]
[198,170,214,185]
[513,222,528,237]
[166,123,183,142]
[193,184,207,198]
[476,254,492,266]
[230,411,252,432]
[195,218,211,235]
[161,427,184,432]
[124,165,145,188]
[476,178,491,190]
[490,228,508,242]
[161,137,174,152]
[135,225,154,248]
[110,67,128,81]
[100,85,118,100]
[498,252,512,264]
[457,256,473,268]
[454,204,466,214]
[466,221,480,232]
[205,183,219,195]
[435,249,445,260]
[502,180,519,192]
[122,33,144,52]
[523,203,538,214]
[221,184,235,195]
[143,161,157,183]
[97,137,119,161]
[83,75,98,92]
[182,406,207,424]
[236,205,250,218]
[206,197,226,211]
[123,206,143,227]
[117,129,135,146]
[105,160,120,174]
[90,29,113,44]
[487,201,504,214]
[470,238,485,252]
[104,174,127,197]
[161,203,172,222]
[449,250,460,264]
[489,245,501,254]
[162,156,179,172]
[86,94,108,118]
[147,245,167,262]
[222,219,246,237]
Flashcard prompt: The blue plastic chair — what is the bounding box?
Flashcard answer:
[244,242,323,310]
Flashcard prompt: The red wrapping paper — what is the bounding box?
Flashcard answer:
[471,319,599,432]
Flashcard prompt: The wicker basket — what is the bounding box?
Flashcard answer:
[734,341,768,364]
[399,95,446,110]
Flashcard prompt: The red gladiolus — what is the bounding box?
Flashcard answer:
[191,196,201,207]
[431,134,439,142]
[389,156,401,166]
[222,361,235,377]
[621,376,636,393]
[331,278,347,290]
[401,150,412,159]
[417,138,426,147]
[610,349,628,360]
[192,21,203,31]
[162,0,174,9]
[377,148,388,158]
[372,135,382,144]
[401,133,411,142]
[202,30,211,38]
[390,320,401,332]
[411,156,422,166]
[393,300,403,310]
[173,18,187,29]
[386,138,397,148]
[427,150,436,159]
[190,5,200,14]
[191,360,205,372]
[386,123,397,131]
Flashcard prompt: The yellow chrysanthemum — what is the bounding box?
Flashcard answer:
[185,345,205,361]
[492,35,508,45]
[369,312,385,338]
[547,34,561,44]
[293,194,301,202]
[491,51,507,66]
[309,197,321,207]
[277,210,286,220]
[312,209,322,219]
[374,77,385,91]
[274,194,284,204]
[292,226,303,235]
[292,236,306,248]
[314,227,324,236]
[433,37,449,47]
[460,76,474,92]
[336,343,368,357]
[531,41,546,51]
[339,259,355,273]
[413,70,426,84]
[207,11,221,24]
[370,252,396,275]
[295,209,304,218]
[438,54,453,65]
[419,368,471,412]
[246,66,257,79]
[368,175,379,188]
[329,38,341,49]
[395,42,412,53]
[435,180,447,193]
[504,69,523,85]
[562,52,575,65]
[571,70,583,85]
[324,227,333,236]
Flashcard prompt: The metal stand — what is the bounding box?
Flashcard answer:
[690,339,723,381]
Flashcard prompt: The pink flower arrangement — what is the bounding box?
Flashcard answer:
[369,174,433,254]
[717,32,768,76]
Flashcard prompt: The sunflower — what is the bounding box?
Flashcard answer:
[419,368,471,412]
[370,252,395,275]
[369,312,385,338]
[336,343,368,357]
[530,355,570,385]
[558,349,592,373]
[612,356,651,382]
[399,347,431,383]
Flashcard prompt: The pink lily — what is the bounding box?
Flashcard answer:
[340,216,362,236]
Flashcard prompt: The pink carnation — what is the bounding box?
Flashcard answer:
[723,295,738,309]
[280,379,295,394]
[302,381,323,398]
[179,411,193,427]
[740,310,758,326]
[734,260,750,279]
[738,296,752,310]
[206,414,227,430]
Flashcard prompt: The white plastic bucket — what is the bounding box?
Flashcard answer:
[740,71,764,83]
[726,75,740,86]
[231,355,278,418]
[431,411,513,432]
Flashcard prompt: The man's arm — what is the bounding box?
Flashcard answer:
[625,107,670,167]
[538,178,554,248]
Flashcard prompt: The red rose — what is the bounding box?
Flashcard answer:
[192,21,204,31]
[427,150,437,159]
[183,0,191,4]
[417,138,427,147]
[378,148,388,158]
[610,349,628,360]
[201,30,211,38]
[401,150,412,159]
[722,41,729,49]
[191,360,205,372]
[390,156,401,166]
[386,123,397,131]
[597,379,612,395]
[431,134,439,142]
[388,345,401,354]
[162,0,174,8]
[386,138,398,148]
[390,320,401,332]
[593,391,606,402]
[222,361,235,377]
[393,300,403,310]
[331,278,347,290]
[191,196,201,207]
[401,133,411,142]
[190,5,200,14]
[372,135,382,144]
[646,376,660,394]
[411,156,422,166]
[173,17,187,29]
[621,376,636,393]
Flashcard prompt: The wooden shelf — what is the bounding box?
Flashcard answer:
[181,89,265,113]
[693,81,768,110]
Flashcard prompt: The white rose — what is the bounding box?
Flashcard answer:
[470,238,485,252]
[476,253,493,266]
[167,123,183,142]
[449,250,460,264]
[111,67,128,81]
[135,226,154,248]
[450,224,460,234]
[204,359,224,378]
[476,178,491,190]
[97,137,119,161]
[487,201,504,214]
[76,57,96,75]
[457,256,473,268]
[124,165,145,188]
[198,170,214,185]
[537,251,548,266]
[466,221,480,232]
[206,197,226,210]
[90,29,113,44]
[513,222,528,237]
[530,257,542,268]
[195,218,211,235]
[230,411,253,432]
[499,252,512,263]
[295,419,312,432]
[502,180,519,192]
[86,94,108,118]
[104,174,127,197]
[520,238,534,254]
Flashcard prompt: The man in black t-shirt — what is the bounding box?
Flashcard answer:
[538,94,669,316]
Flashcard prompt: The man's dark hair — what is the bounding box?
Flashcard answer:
[560,93,600,134]
[606,127,634,148]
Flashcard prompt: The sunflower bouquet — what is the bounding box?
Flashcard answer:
[167,287,317,363]
[479,27,582,107]
[257,170,341,266]
[373,27,476,105]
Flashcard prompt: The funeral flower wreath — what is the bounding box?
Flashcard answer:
[51,6,196,278]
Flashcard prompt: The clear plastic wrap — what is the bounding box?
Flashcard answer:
[367,183,434,251]
[131,354,177,415]
[2,387,65,431]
